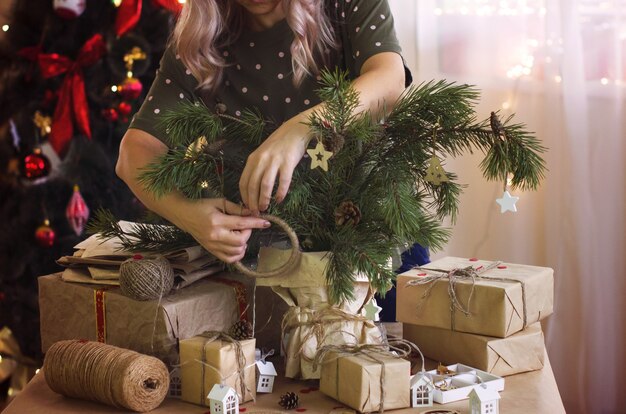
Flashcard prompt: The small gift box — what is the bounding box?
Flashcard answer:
[396,256,554,337]
[404,323,545,377]
[319,348,411,412]
[179,334,255,406]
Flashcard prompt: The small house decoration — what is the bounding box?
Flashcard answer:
[256,360,278,393]
[468,386,501,414]
[410,371,434,408]
[208,384,239,414]
[168,367,182,398]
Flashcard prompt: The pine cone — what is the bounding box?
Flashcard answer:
[228,320,253,340]
[278,392,299,410]
[327,132,346,154]
[334,200,361,226]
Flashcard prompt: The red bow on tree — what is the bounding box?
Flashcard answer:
[115,0,183,37]
[38,34,106,156]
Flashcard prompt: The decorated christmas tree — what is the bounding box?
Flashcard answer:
[92,70,546,303]
[0,0,180,369]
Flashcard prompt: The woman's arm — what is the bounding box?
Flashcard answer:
[116,128,271,263]
[239,51,406,214]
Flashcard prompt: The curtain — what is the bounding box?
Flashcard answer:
[389,1,626,413]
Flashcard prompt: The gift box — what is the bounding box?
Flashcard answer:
[396,256,554,337]
[404,323,545,377]
[319,349,411,412]
[179,335,255,405]
[38,273,244,365]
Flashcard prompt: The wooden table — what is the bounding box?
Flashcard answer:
[3,351,564,414]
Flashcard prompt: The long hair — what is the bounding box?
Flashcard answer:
[172,0,337,92]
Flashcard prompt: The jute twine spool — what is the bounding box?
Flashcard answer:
[44,340,170,412]
[119,255,174,301]
[234,214,301,278]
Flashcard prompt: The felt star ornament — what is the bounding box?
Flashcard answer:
[425,155,449,185]
[496,190,519,213]
[363,298,382,321]
[307,140,333,172]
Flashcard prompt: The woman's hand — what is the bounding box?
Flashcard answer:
[177,198,271,263]
[239,116,311,214]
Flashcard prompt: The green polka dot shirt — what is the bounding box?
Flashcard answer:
[129,0,403,144]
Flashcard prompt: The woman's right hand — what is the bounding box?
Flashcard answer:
[177,198,271,263]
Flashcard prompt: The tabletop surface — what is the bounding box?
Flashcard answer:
[4,350,564,414]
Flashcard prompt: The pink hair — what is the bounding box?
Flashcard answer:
[172,0,337,92]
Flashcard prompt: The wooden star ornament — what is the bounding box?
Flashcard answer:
[425,155,449,185]
[307,140,333,172]
[363,298,382,321]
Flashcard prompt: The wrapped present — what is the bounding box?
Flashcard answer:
[318,346,411,412]
[38,273,246,365]
[179,333,255,405]
[404,323,545,377]
[396,256,554,337]
[282,307,383,379]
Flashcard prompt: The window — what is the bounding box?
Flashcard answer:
[225,395,237,414]
[415,384,431,405]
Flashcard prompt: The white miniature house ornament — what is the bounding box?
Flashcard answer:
[255,360,277,393]
[168,367,182,398]
[410,371,434,408]
[208,384,239,414]
[468,386,501,414]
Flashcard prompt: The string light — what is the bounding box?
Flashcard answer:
[502,101,511,110]
[2,24,9,32]
[112,0,122,7]
[35,368,41,374]
[554,75,562,83]
[600,77,609,85]
[111,85,118,92]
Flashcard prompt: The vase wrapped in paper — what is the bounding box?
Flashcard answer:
[254,247,384,379]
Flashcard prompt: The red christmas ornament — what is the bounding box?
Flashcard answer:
[118,101,132,115]
[23,148,51,180]
[102,108,119,122]
[66,185,90,236]
[119,77,143,101]
[53,0,86,19]
[35,219,56,247]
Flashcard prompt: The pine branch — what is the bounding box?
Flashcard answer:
[158,101,224,148]
[88,208,198,253]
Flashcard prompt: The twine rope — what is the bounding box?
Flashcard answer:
[119,255,174,301]
[43,340,169,413]
[234,214,301,278]
[406,261,529,330]
[280,306,377,364]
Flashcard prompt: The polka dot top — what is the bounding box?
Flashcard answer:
[129,0,403,145]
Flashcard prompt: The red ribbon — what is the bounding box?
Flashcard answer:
[213,277,249,322]
[38,34,106,155]
[115,0,182,37]
[94,288,108,343]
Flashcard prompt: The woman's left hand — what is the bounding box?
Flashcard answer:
[239,115,311,214]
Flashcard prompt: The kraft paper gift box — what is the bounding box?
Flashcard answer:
[319,350,411,412]
[396,256,554,338]
[179,336,255,405]
[38,273,243,365]
[404,322,545,377]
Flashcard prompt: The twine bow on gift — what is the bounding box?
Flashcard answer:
[280,307,378,364]
[406,261,529,331]
[195,331,254,404]
[313,338,425,414]
[38,34,106,155]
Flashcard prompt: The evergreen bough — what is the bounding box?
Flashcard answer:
[92,70,546,303]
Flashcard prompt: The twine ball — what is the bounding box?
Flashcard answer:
[44,340,170,412]
[119,255,174,301]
